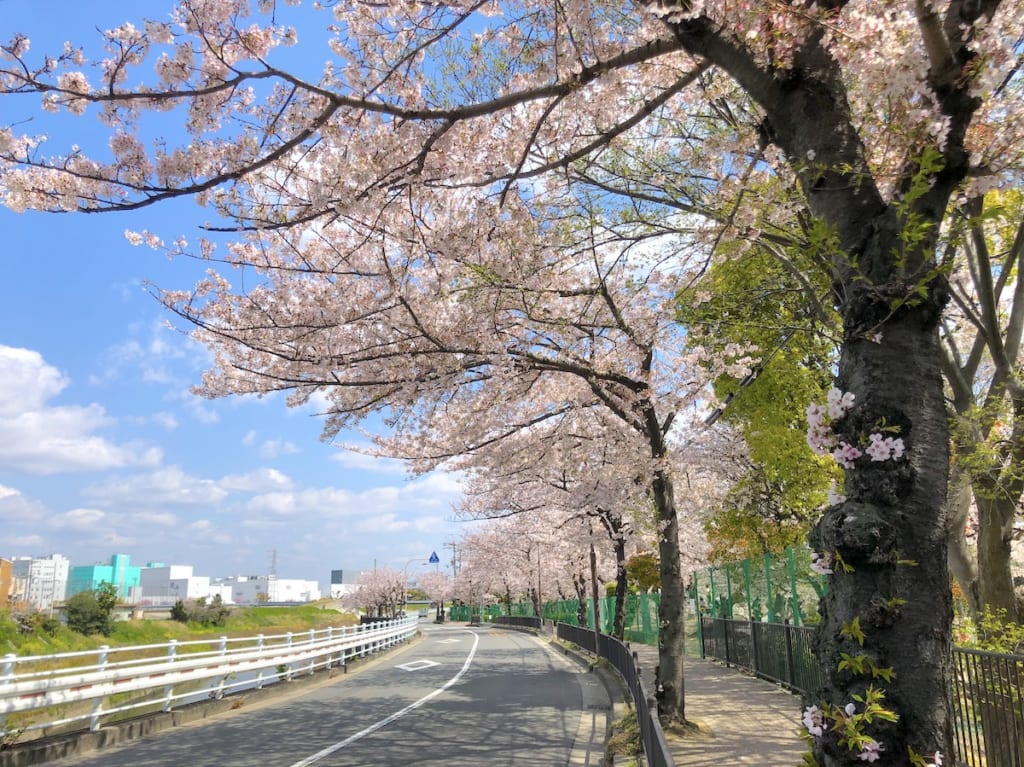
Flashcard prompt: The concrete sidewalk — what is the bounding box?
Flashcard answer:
[631,645,807,766]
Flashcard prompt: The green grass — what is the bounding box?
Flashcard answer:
[1,604,358,657]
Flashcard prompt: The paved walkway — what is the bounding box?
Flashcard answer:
[631,645,806,766]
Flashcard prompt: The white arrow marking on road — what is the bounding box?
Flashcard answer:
[287,631,480,767]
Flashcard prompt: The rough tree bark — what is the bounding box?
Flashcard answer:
[660,0,998,756]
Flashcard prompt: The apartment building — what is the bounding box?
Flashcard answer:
[0,558,11,607]
[10,554,70,612]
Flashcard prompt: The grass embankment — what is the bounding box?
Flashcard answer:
[0,603,358,657]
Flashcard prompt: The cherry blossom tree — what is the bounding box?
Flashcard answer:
[454,411,658,638]
[345,567,405,619]
[941,192,1024,621]
[417,569,451,619]
[3,2,1022,761]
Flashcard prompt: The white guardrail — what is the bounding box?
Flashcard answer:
[0,616,417,739]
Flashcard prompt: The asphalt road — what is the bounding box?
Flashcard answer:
[57,624,609,767]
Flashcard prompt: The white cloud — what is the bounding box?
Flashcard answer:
[134,511,179,526]
[258,439,300,459]
[179,392,220,424]
[3,534,44,548]
[83,466,228,507]
[355,513,411,533]
[0,482,19,500]
[220,468,294,493]
[0,345,164,475]
[151,412,179,430]
[330,447,409,475]
[49,507,106,530]
[244,491,301,516]
[239,470,463,533]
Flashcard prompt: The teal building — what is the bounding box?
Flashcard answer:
[67,554,141,600]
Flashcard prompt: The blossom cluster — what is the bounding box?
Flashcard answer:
[806,388,905,469]
[810,552,833,576]
[802,702,888,763]
[804,700,944,765]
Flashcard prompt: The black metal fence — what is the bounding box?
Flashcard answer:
[699,616,823,694]
[556,622,674,767]
[701,616,1024,767]
[490,615,541,630]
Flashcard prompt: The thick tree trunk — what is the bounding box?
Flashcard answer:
[945,474,980,617]
[651,467,686,724]
[976,494,1020,620]
[810,310,954,765]
[613,532,628,641]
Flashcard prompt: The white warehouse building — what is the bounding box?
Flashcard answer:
[138,564,232,605]
[215,575,322,604]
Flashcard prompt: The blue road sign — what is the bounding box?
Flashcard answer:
[428,551,440,564]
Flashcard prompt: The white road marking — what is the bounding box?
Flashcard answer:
[286,631,480,767]
[435,638,461,644]
[396,660,439,672]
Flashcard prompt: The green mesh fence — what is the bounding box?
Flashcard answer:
[447,549,824,645]
[455,592,700,655]
[691,546,826,627]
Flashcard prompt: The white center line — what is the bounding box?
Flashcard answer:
[286,631,480,767]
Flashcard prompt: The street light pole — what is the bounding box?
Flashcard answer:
[402,557,429,613]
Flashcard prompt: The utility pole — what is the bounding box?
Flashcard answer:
[589,523,601,654]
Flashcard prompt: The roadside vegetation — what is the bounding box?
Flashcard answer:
[0,602,357,657]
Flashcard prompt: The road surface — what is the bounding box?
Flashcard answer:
[58,623,610,767]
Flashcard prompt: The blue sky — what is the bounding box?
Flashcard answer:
[0,1,467,587]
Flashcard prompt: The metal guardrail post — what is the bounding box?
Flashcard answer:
[325,627,334,670]
[255,635,266,689]
[307,630,316,675]
[89,646,109,731]
[162,639,178,712]
[284,632,293,680]
[1,652,14,736]
[211,636,228,699]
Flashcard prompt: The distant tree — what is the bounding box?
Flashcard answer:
[255,592,270,604]
[346,569,405,618]
[65,582,118,636]
[626,553,661,594]
[170,599,189,623]
[169,595,230,627]
[406,587,429,602]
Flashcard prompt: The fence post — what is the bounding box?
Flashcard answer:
[764,552,776,623]
[284,632,293,680]
[255,634,266,689]
[743,559,754,619]
[708,567,718,618]
[724,566,733,617]
[212,636,228,699]
[750,619,759,675]
[89,646,109,731]
[698,615,706,659]
[162,640,177,712]
[326,627,334,670]
[308,629,316,675]
[784,619,796,690]
[787,548,802,626]
[723,618,731,667]
[1,653,15,736]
